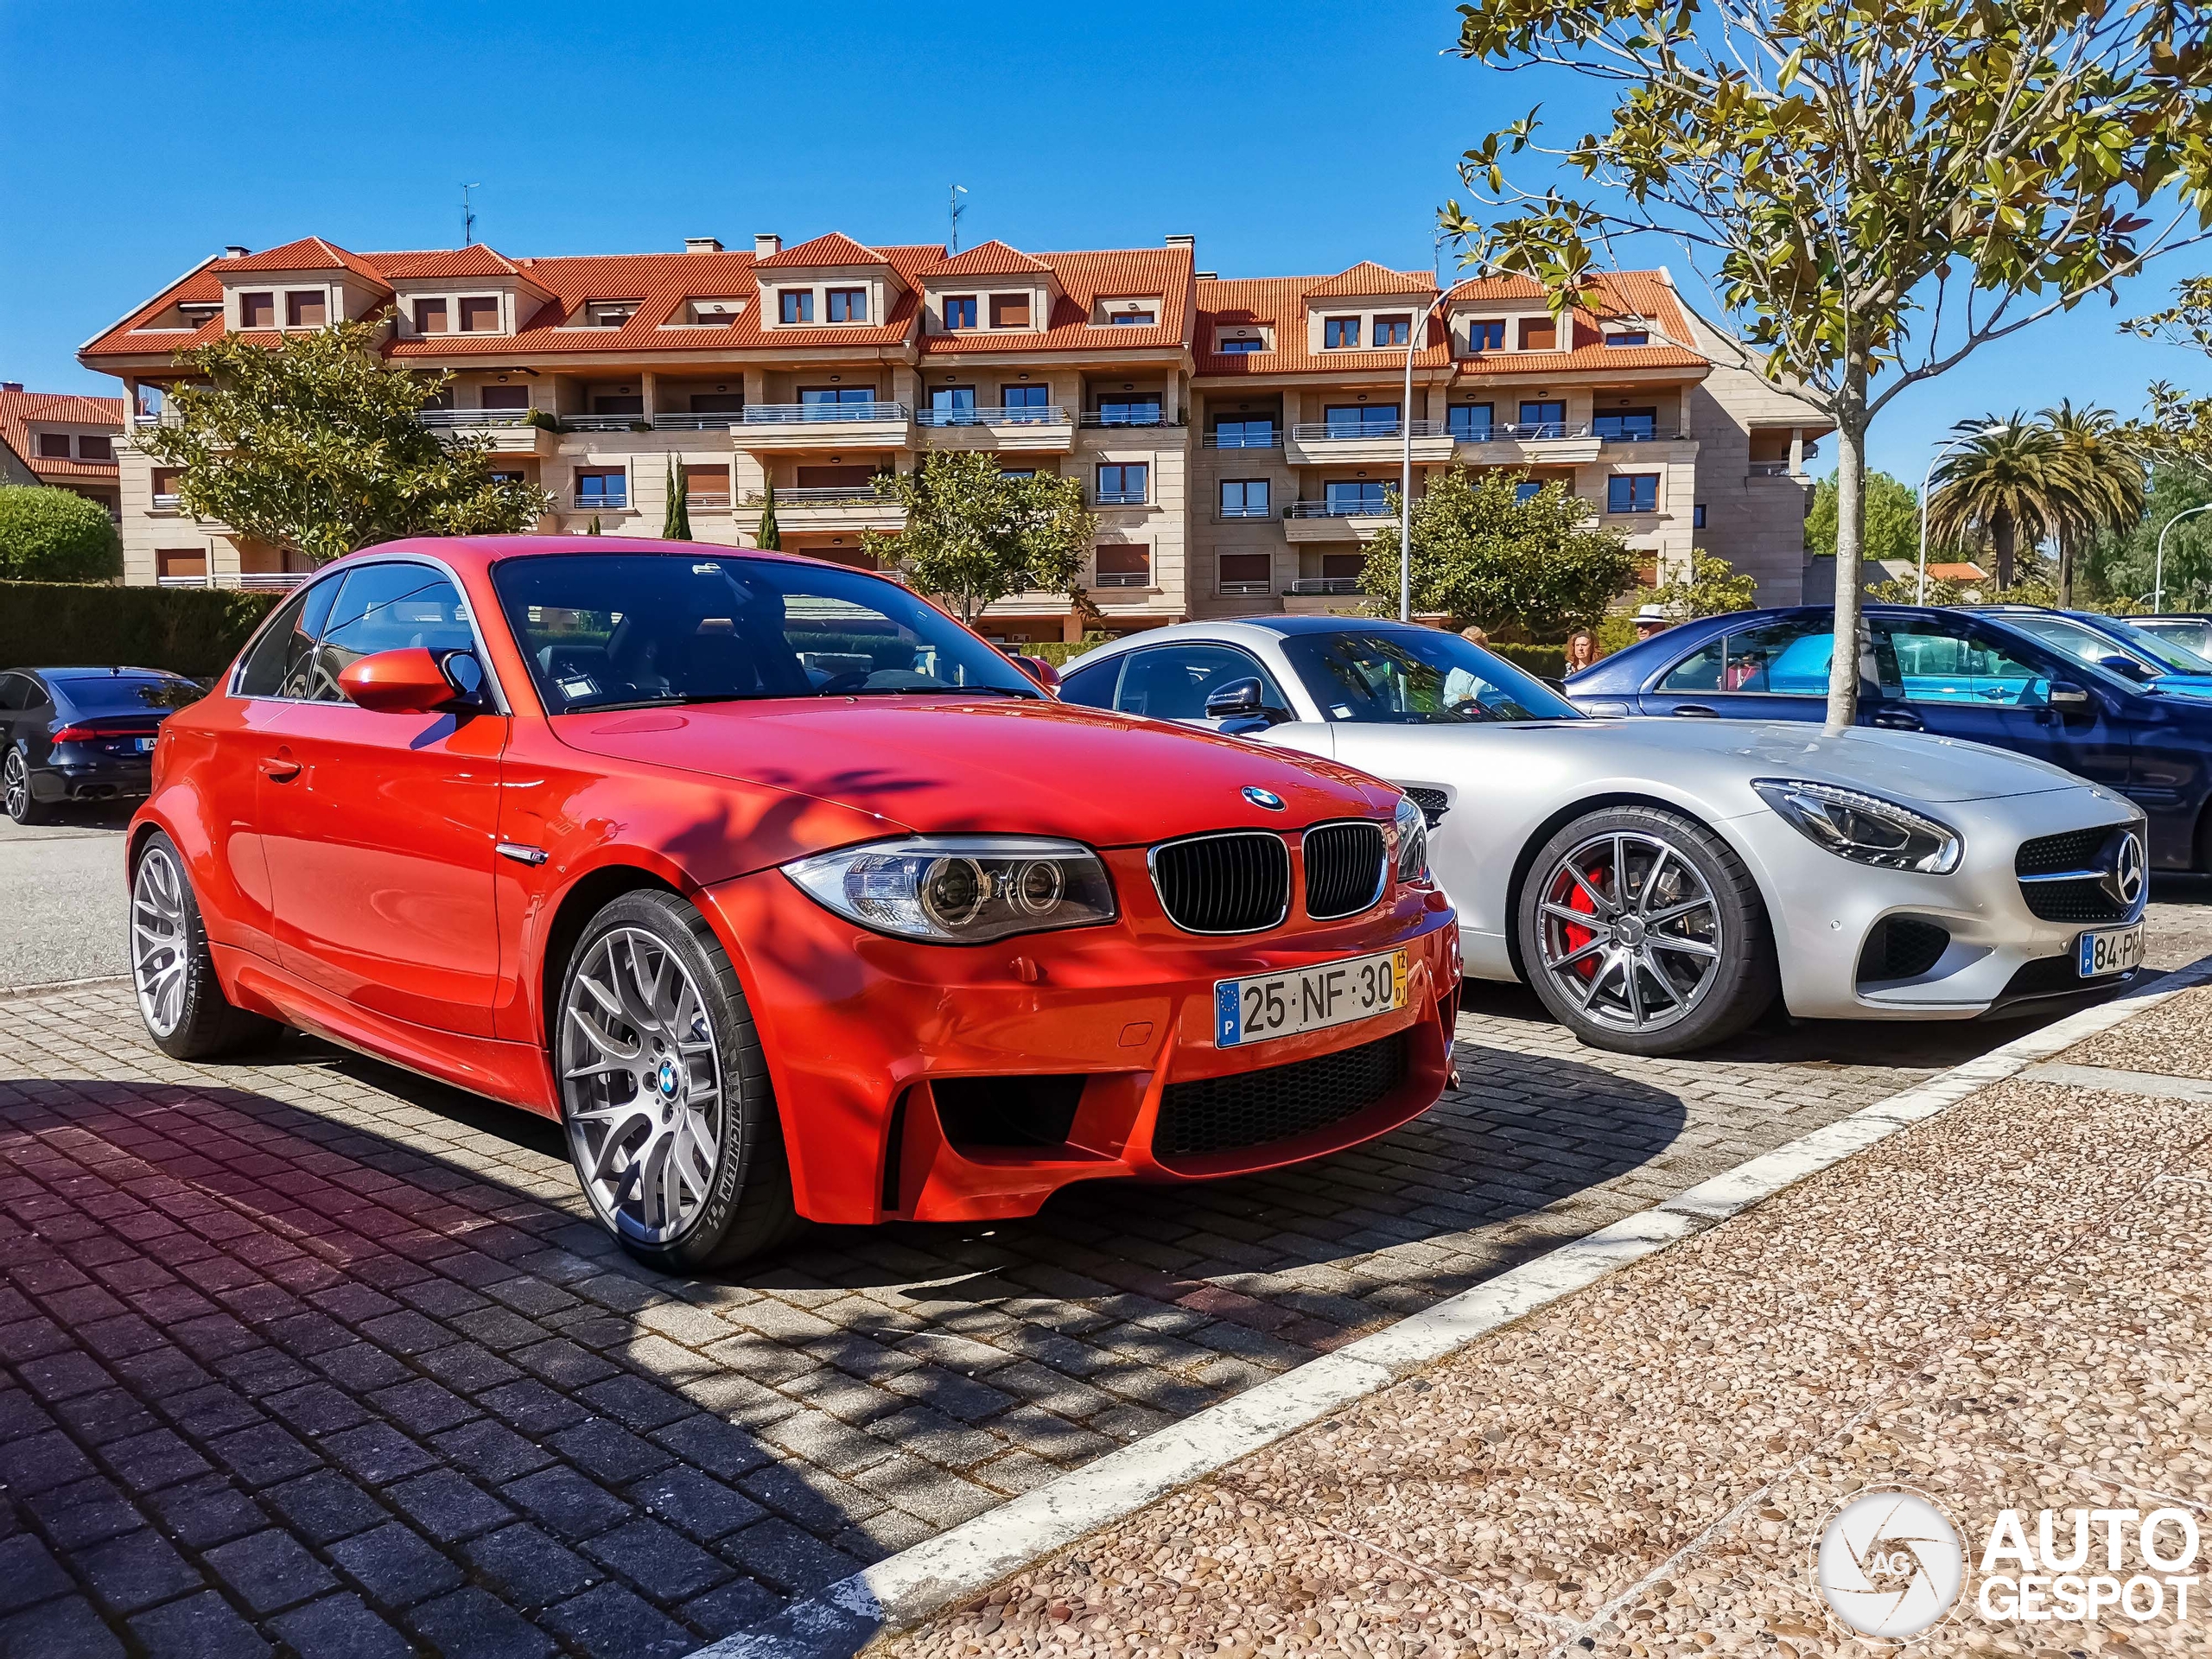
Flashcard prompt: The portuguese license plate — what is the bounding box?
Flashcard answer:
[135,736,156,753]
[1215,948,1408,1048]
[2077,924,2144,979]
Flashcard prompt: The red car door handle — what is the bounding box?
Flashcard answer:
[260,750,301,782]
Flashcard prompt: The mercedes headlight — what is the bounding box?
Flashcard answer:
[1751,779,1961,874]
[783,836,1116,943]
[1392,795,1431,886]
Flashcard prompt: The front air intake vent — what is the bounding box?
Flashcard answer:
[1856,916,1950,984]
[1302,821,1388,920]
[1154,1032,1408,1159]
[1149,832,1290,934]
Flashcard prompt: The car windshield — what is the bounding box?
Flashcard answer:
[2134,618,2212,659]
[2113,623,2212,674]
[1281,629,1581,723]
[491,553,1039,713]
[50,673,202,715]
[2003,615,2169,674]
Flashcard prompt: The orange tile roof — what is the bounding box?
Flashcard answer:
[1194,275,1452,377]
[1443,271,1708,377]
[755,232,886,270]
[1926,562,1988,582]
[376,246,524,279]
[218,236,392,289]
[1306,261,1435,299]
[0,386,124,482]
[918,248,1192,356]
[921,240,1054,276]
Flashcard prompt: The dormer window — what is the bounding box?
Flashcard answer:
[944,296,978,329]
[459,297,500,333]
[1323,317,1360,349]
[239,292,275,328]
[827,288,868,322]
[1465,320,1505,353]
[176,302,220,329]
[779,290,814,324]
[1373,315,1411,347]
[687,299,743,326]
[287,291,327,327]
[415,298,448,334]
[1605,327,1650,346]
[1109,306,1155,326]
[1519,317,1557,351]
[587,301,639,328]
[989,293,1030,328]
[1216,326,1268,354]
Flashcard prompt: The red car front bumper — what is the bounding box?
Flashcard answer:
[701,864,1460,1226]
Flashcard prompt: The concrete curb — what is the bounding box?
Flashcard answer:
[690,961,2212,1659]
[0,972,130,1004]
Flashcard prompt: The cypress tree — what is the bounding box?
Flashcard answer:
[664,457,692,540]
[756,483,781,550]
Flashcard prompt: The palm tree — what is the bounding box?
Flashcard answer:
[2040,400,2145,607]
[1926,413,2075,589]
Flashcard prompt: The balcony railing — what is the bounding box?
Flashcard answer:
[150,493,182,511]
[741,403,909,423]
[1079,410,1175,428]
[1096,569,1151,588]
[417,408,532,429]
[1217,504,1274,519]
[156,572,308,591]
[574,492,628,511]
[1095,491,1149,506]
[915,405,1069,427]
[654,412,745,430]
[1291,419,1447,442]
[1203,430,1282,448]
[565,413,649,432]
[1287,576,1363,596]
[1478,421,1592,441]
[683,493,733,508]
[1218,580,1273,596]
[744,486,891,505]
[1595,427,1689,443]
[1749,460,1796,477]
[1287,499,1392,518]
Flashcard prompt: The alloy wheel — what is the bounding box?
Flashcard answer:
[131,844,190,1036]
[1534,830,1725,1033]
[560,926,725,1246]
[3,752,26,820]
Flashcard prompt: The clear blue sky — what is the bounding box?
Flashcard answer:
[5,0,2207,485]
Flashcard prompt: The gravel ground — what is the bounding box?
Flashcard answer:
[883,989,2212,1658]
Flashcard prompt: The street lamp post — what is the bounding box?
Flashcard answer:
[2155,502,2212,613]
[1401,288,1459,624]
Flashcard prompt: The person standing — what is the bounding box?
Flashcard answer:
[1563,629,1599,676]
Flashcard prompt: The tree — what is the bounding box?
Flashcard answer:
[1358,467,1637,633]
[2042,400,2146,607]
[1926,414,2075,589]
[755,485,781,550]
[1443,0,2212,733]
[1806,470,1918,569]
[663,457,692,541]
[0,486,122,582]
[2088,462,2212,606]
[1642,551,1758,620]
[872,453,1096,625]
[134,318,550,564]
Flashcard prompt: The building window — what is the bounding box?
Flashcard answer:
[930,386,976,414]
[156,549,207,581]
[1594,408,1658,442]
[1608,474,1660,514]
[1218,552,1272,594]
[989,293,1030,328]
[588,302,637,327]
[151,468,184,503]
[36,434,70,458]
[1465,320,1505,353]
[1519,317,1557,350]
[827,288,868,323]
[1094,396,1161,426]
[1693,503,1707,529]
[1325,480,1388,514]
[458,297,499,333]
[1372,315,1411,347]
[689,391,745,413]
[1212,416,1274,448]
[1096,545,1151,586]
[799,386,876,407]
[480,386,530,410]
[1605,330,1649,346]
[1002,385,1051,410]
[591,393,645,416]
[1517,401,1566,439]
[1108,307,1155,326]
[1323,317,1361,349]
[490,470,526,486]
[1001,468,1036,480]
[1515,481,1542,504]
[1447,404,1493,441]
[575,469,626,508]
[943,296,977,329]
[1322,404,1399,436]
[413,298,448,334]
[1096,463,1148,505]
[286,290,327,327]
[1217,334,1265,354]
[239,292,275,328]
[1220,480,1271,518]
[78,435,111,461]
[780,290,815,324]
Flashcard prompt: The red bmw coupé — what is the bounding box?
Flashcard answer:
[128,538,1459,1269]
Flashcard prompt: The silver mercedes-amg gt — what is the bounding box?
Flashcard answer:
[1059,618,2149,1056]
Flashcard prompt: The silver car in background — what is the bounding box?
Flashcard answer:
[1059,619,2148,1056]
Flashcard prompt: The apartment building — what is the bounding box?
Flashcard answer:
[0,384,124,518]
[79,232,1829,630]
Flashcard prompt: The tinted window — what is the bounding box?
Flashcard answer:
[1881,619,2056,707]
[1058,656,1122,709]
[1656,618,1834,695]
[1283,631,1579,723]
[2001,614,2163,674]
[1110,645,1290,721]
[311,564,474,701]
[235,577,340,699]
[2123,622,2212,671]
[50,673,201,715]
[0,674,29,712]
[492,553,1036,713]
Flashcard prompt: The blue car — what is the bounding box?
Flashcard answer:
[1965,606,2212,692]
[1563,604,2212,868]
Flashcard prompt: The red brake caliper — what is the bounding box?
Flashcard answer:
[1560,865,1600,980]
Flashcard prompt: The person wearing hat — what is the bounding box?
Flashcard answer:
[1631,603,1671,642]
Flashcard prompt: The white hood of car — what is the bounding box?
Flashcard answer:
[1562,717,2092,804]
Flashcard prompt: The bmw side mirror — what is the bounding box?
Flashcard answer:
[1205,677,1268,721]
[338,647,486,715]
[440,651,488,704]
[2047,680,2092,708]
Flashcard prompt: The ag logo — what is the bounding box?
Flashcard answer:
[1816,1488,1965,1638]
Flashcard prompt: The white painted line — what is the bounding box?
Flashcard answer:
[684,958,2212,1659]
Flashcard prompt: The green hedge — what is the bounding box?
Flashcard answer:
[1489,642,1567,679]
[0,581,283,677]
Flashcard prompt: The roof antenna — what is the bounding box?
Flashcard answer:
[948,184,969,254]
[461,183,481,248]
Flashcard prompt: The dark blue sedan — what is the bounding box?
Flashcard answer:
[2,666,204,824]
[1563,605,2212,868]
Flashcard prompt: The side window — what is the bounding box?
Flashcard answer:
[1656,619,1834,695]
[0,674,29,712]
[1113,645,1291,722]
[1881,620,2052,708]
[1058,656,1122,710]
[235,578,340,699]
[312,563,473,701]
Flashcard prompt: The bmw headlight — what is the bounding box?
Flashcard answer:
[1393,794,1431,885]
[783,836,1116,943]
[1751,779,1961,874]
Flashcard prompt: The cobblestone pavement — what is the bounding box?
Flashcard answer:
[887,987,2212,1659]
[0,918,2202,1657]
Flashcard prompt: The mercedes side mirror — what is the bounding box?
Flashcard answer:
[339,647,485,715]
[2097,654,2154,682]
[2047,680,2092,709]
[1205,677,1268,721]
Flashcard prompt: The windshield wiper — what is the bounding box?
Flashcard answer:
[844,683,1037,698]
[571,693,766,713]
